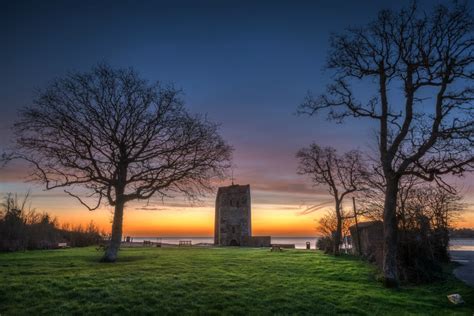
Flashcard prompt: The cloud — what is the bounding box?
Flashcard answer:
[134,207,166,211]
[0,161,32,182]
[297,200,333,215]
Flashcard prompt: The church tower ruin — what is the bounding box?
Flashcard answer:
[214,184,270,247]
[214,184,251,246]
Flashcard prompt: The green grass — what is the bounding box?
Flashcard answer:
[0,247,473,315]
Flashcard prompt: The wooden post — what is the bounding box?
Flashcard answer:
[352,197,362,255]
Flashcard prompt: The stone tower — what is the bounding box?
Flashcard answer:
[214,184,251,246]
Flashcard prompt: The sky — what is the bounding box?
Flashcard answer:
[1,0,473,236]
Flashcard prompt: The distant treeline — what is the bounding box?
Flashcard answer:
[0,193,105,252]
[450,228,474,239]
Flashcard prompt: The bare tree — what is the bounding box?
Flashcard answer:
[5,64,232,262]
[361,173,464,254]
[316,210,354,253]
[360,172,422,223]
[297,144,366,255]
[299,2,474,286]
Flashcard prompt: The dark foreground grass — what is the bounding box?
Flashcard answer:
[0,247,473,315]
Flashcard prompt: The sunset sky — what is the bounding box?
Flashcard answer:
[1,0,473,236]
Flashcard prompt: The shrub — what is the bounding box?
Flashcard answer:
[0,193,104,252]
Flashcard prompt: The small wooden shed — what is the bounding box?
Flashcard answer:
[350,221,384,267]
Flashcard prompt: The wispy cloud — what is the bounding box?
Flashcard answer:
[297,200,333,215]
[134,207,166,211]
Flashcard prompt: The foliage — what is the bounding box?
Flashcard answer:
[0,193,103,251]
[316,211,354,254]
[360,180,465,283]
[316,236,333,253]
[0,247,473,315]
[297,144,366,255]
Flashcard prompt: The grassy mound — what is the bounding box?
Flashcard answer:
[0,247,473,315]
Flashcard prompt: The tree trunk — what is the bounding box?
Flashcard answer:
[102,198,125,262]
[383,178,399,287]
[334,217,342,255]
[102,159,128,263]
[333,201,342,256]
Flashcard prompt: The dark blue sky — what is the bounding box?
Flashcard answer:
[3,0,468,211]
[2,0,428,173]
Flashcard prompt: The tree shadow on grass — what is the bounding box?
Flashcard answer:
[115,255,156,263]
[83,255,156,264]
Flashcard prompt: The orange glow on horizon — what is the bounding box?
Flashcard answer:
[51,204,324,237]
[48,203,474,237]
[1,181,474,236]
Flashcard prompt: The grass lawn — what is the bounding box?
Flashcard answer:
[0,247,473,315]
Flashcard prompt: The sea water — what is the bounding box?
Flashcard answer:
[129,236,474,251]
[129,236,319,249]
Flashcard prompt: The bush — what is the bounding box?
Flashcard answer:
[0,193,104,252]
[397,232,444,284]
[316,236,334,253]
[360,182,464,284]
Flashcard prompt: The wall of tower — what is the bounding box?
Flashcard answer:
[214,184,251,246]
